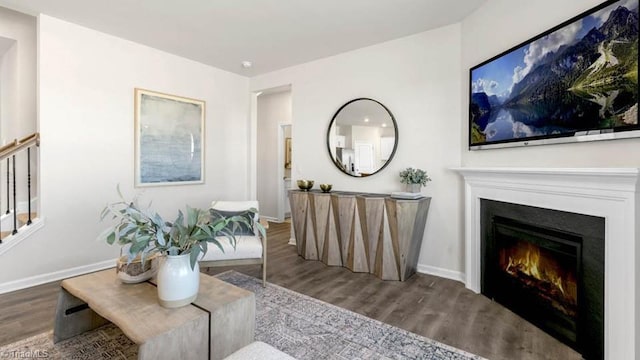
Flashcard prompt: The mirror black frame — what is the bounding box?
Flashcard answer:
[326,98,398,177]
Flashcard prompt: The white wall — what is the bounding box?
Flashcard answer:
[461,0,640,168]
[256,90,292,219]
[251,24,464,278]
[0,7,35,143]
[0,8,36,215]
[0,15,250,285]
[1,41,17,143]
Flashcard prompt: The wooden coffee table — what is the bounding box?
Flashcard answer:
[53,269,255,360]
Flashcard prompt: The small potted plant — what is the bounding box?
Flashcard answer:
[99,187,264,308]
[399,167,431,193]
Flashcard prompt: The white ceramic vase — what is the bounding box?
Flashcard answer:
[157,253,200,308]
[406,183,421,193]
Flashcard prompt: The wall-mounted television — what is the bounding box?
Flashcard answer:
[469,0,639,150]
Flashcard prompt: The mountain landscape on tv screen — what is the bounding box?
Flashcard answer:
[470,1,639,145]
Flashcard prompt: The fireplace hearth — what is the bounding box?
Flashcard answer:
[454,167,640,360]
[481,200,604,359]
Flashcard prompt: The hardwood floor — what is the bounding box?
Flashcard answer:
[0,279,60,346]
[0,221,581,360]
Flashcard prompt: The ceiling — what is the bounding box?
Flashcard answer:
[0,0,486,76]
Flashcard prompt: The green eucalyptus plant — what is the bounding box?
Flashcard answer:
[99,187,265,270]
[399,167,432,187]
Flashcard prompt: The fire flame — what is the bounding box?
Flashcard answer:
[505,245,566,296]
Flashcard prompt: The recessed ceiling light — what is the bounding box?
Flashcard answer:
[364,117,370,122]
[241,61,253,69]
[381,123,387,127]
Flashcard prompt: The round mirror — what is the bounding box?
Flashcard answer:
[327,98,398,177]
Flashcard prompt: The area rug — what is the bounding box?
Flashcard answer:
[0,271,485,359]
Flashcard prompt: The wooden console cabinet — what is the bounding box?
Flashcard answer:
[289,190,431,281]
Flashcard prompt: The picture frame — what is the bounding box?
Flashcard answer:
[134,88,205,187]
[469,0,639,150]
[284,137,292,169]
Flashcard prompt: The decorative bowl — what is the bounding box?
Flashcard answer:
[320,184,332,193]
[116,253,160,283]
[297,179,314,191]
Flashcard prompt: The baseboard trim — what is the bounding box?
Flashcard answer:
[288,238,296,246]
[416,264,465,284]
[0,258,116,294]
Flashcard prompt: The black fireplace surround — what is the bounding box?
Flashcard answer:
[481,200,604,359]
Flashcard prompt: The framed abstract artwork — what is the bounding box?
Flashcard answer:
[469,0,639,150]
[134,88,205,186]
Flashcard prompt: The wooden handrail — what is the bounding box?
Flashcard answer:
[0,132,39,161]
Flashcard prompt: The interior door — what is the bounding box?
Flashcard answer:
[354,142,374,174]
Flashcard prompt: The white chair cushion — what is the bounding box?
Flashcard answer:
[200,235,263,261]
[224,341,295,360]
[211,201,259,212]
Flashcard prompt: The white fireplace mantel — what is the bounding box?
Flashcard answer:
[453,167,640,360]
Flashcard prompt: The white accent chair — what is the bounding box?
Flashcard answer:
[199,201,268,287]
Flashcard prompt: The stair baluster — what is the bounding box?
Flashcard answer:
[11,155,17,235]
[5,158,8,215]
[0,133,40,243]
[27,148,32,225]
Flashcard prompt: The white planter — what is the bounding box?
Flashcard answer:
[157,253,200,308]
[406,183,421,193]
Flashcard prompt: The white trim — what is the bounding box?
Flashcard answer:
[261,215,280,223]
[0,217,45,256]
[1,197,39,229]
[288,222,296,246]
[0,209,16,229]
[417,264,465,283]
[16,197,38,214]
[452,167,640,360]
[0,257,116,294]
[276,123,291,222]
[249,92,259,200]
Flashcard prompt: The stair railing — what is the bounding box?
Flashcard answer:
[0,133,39,243]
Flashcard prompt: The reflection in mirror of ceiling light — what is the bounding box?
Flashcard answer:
[381,123,387,127]
[364,117,369,122]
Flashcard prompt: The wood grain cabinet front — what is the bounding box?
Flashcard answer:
[289,190,430,281]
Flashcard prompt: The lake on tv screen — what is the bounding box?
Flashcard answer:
[470,0,639,145]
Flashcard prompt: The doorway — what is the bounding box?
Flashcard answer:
[255,85,292,222]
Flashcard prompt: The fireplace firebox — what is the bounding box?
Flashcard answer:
[488,216,581,345]
[481,200,604,359]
